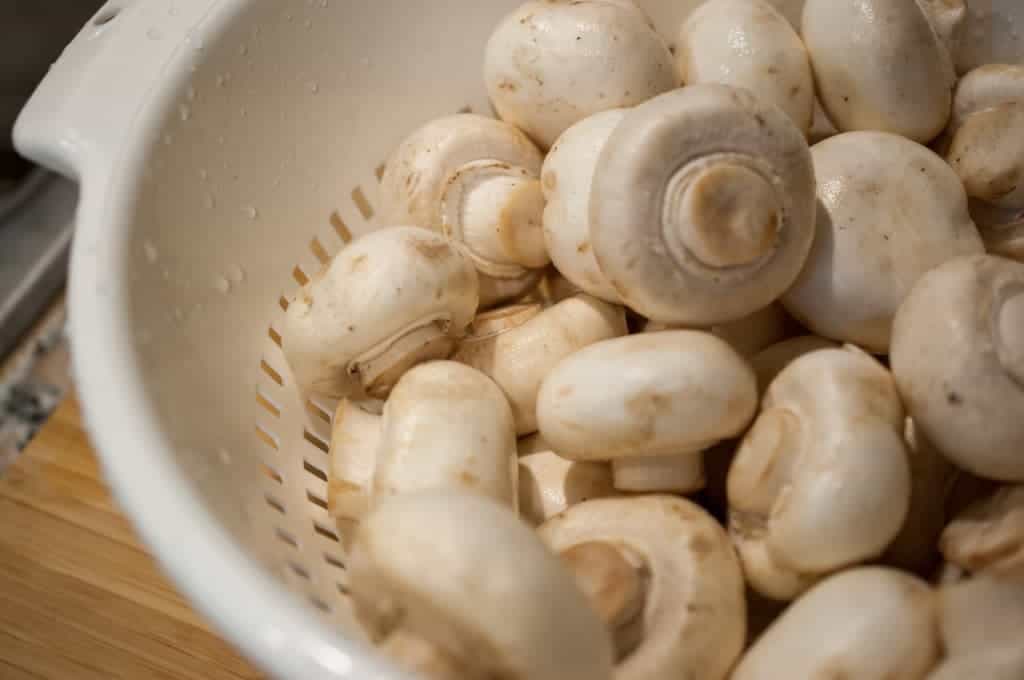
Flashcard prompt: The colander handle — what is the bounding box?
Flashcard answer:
[13,0,215,182]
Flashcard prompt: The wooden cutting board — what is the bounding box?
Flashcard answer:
[0,395,263,680]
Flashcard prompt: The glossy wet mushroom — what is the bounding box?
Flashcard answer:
[518,433,618,526]
[537,331,758,494]
[728,346,911,600]
[891,255,1024,481]
[801,0,962,142]
[783,131,984,353]
[540,495,746,680]
[379,114,547,306]
[282,226,479,399]
[677,0,815,134]
[349,490,614,680]
[589,84,817,325]
[484,0,677,150]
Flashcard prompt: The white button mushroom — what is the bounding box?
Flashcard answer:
[379,114,547,297]
[728,346,911,600]
[349,490,614,680]
[518,433,618,526]
[541,109,629,304]
[749,335,837,395]
[484,0,677,150]
[940,484,1024,579]
[540,496,746,680]
[783,132,985,353]
[537,331,758,494]
[945,64,1024,211]
[731,567,939,679]
[590,84,817,325]
[644,303,793,358]
[929,576,1024,680]
[453,295,628,435]
[801,0,959,142]
[677,0,815,134]
[328,400,381,522]
[373,361,517,509]
[891,254,1024,481]
[282,226,479,399]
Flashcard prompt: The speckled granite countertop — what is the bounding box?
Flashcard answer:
[0,296,70,473]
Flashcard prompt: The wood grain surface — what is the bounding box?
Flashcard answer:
[0,396,263,679]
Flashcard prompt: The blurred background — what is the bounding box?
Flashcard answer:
[0,1,104,466]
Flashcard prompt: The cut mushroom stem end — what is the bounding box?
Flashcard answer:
[665,156,781,269]
[612,452,706,494]
[351,318,456,400]
[560,541,648,660]
[443,160,548,277]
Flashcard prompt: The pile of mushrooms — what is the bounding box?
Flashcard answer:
[279,0,1024,677]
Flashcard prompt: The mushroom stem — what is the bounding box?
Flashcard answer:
[379,631,467,680]
[612,452,705,494]
[352,319,455,399]
[560,541,649,661]
[442,160,548,276]
[663,155,781,269]
[997,288,1024,384]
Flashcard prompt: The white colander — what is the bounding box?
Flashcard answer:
[13,0,1024,678]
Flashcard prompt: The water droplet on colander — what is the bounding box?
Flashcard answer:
[199,168,209,181]
[228,264,247,283]
[162,268,171,281]
[285,12,294,21]
[245,206,259,219]
[179,105,191,121]
[214,276,232,294]
[143,241,159,263]
[146,27,163,40]
[309,81,320,94]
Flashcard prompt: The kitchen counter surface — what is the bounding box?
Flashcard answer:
[0,394,262,679]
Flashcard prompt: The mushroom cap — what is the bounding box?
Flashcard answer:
[542,109,629,303]
[937,575,1024,669]
[590,84,816,326]
[801,0,956,142]
[518,435,618,526]
[750,335,838,395]
[891,254,1024,481]
[373,361,518,508]
[379,114,543,233]
[947,65,1024,210]
[728,347,911,599]
[540,496,746,680]
[956,0,1024,74]
[454,295,627,435]
[783,132,984,353]
[328,400,382,521]
[484,0,677,150]
[282,227,479,398]
[678,0,814,134]
[951,63,1024,130]
[537,331,757,462]
[731,568,938,680]
[349,490,614,680]
[940,485,1024,579]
